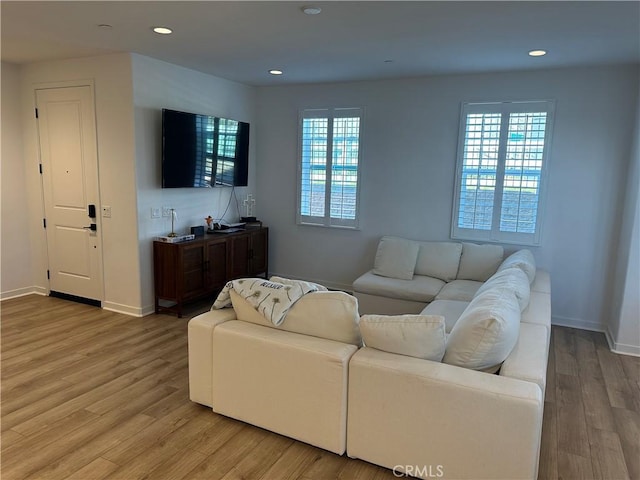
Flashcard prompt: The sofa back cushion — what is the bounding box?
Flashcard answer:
[230,289,362,346]
[360,314,446,361]
[456,242,504,282]
[474,267,531,312]
[443,288,520,372]
[373,236,419,280]
[497,249,536,284]
[414,242,463,282]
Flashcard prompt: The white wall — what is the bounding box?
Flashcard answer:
[17,54,141,314]
[131,54,257,313]
[256,65,639,333]
[1,62,33,298]
[608,86,640,355]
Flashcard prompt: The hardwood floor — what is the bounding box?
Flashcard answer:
[539,325,640,480]
[1,295,638,480]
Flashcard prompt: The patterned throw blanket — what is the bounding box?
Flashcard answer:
[213,276,327,326]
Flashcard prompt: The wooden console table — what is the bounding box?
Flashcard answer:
[153,227,268,317]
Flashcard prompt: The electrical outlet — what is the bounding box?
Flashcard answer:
[162,207,172,217]
[102,206,112,218]
[151,208,161,219]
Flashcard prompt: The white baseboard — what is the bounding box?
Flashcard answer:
[0,286,48,301]
[268,271,353,293]
[102,301,148,317]
[605,326,640,357]
[551,315,605,333]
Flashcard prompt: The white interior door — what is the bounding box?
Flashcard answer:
[36,85,104,302]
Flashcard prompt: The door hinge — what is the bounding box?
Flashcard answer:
[47,270,50,280]
[35,108,39,119]
[39,164,43,174]
[43,218,47,229]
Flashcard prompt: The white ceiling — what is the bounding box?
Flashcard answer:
[2,1,639,86]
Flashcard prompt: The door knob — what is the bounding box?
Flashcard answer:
[83,224,97,231]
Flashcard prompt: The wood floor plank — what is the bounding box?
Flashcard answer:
[218,432,293,480]
[143,447,208,480]
[612,407,640,480]
[557,451,595,480]
[298,448,350,480]
[546,329,557,403]
[538,401,558,480]
[24,414,156,480]
[556,373,591,458]
[181,423,269,480]
[186,414,248,457]
[105,421,215,480]
[587,426,630,480]
[63,457,120,480]
[2,408,153,479]
[2,295,639,480]
[337,457,397,479]
[597,346,640,412]
[2,409,99,462]
[255,441,322,480]
[581,374,617,431]
[554,327,580,377]
[9,358,169,436]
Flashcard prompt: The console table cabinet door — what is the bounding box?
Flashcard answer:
[206,239,228,289]
[180,243,207,299]
[229,234,250,280]
[248,228,268,277]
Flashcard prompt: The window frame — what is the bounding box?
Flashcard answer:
[451,100,555,246]
[296,107,363,229]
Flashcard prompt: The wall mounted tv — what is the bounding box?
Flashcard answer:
[162,108,249,188]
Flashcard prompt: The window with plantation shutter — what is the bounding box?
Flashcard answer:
[452,101,555,245]
[298,108,362,228]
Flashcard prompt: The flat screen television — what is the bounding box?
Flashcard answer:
[162,108,249,188]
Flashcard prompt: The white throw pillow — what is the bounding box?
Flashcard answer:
[360,314,446,361]
[443,288,520,372]
[497,249,536,284]
[414,242,463,282]
[475,267,531,312]
[373,236,419,280]
[456,242,504,282]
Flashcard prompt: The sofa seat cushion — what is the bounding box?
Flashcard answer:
[457,243,504,281]
[500,322,549,396]
[373,236,419,280]
[443,288,521,372]
[414,241,462,282]
[353,270,445,303]
[435,279,482,302]
[422,299,469,333]
[360,314,447,361]
[230,289,362,346]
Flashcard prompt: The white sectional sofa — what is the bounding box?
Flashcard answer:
[188,240,551,479]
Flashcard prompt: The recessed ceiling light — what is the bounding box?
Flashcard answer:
[301,6,322,15]
[152,26,173,35]
[384,60,393,64]
[97,24,113,30]
[269,69,284,75]
[528,49,547,57]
